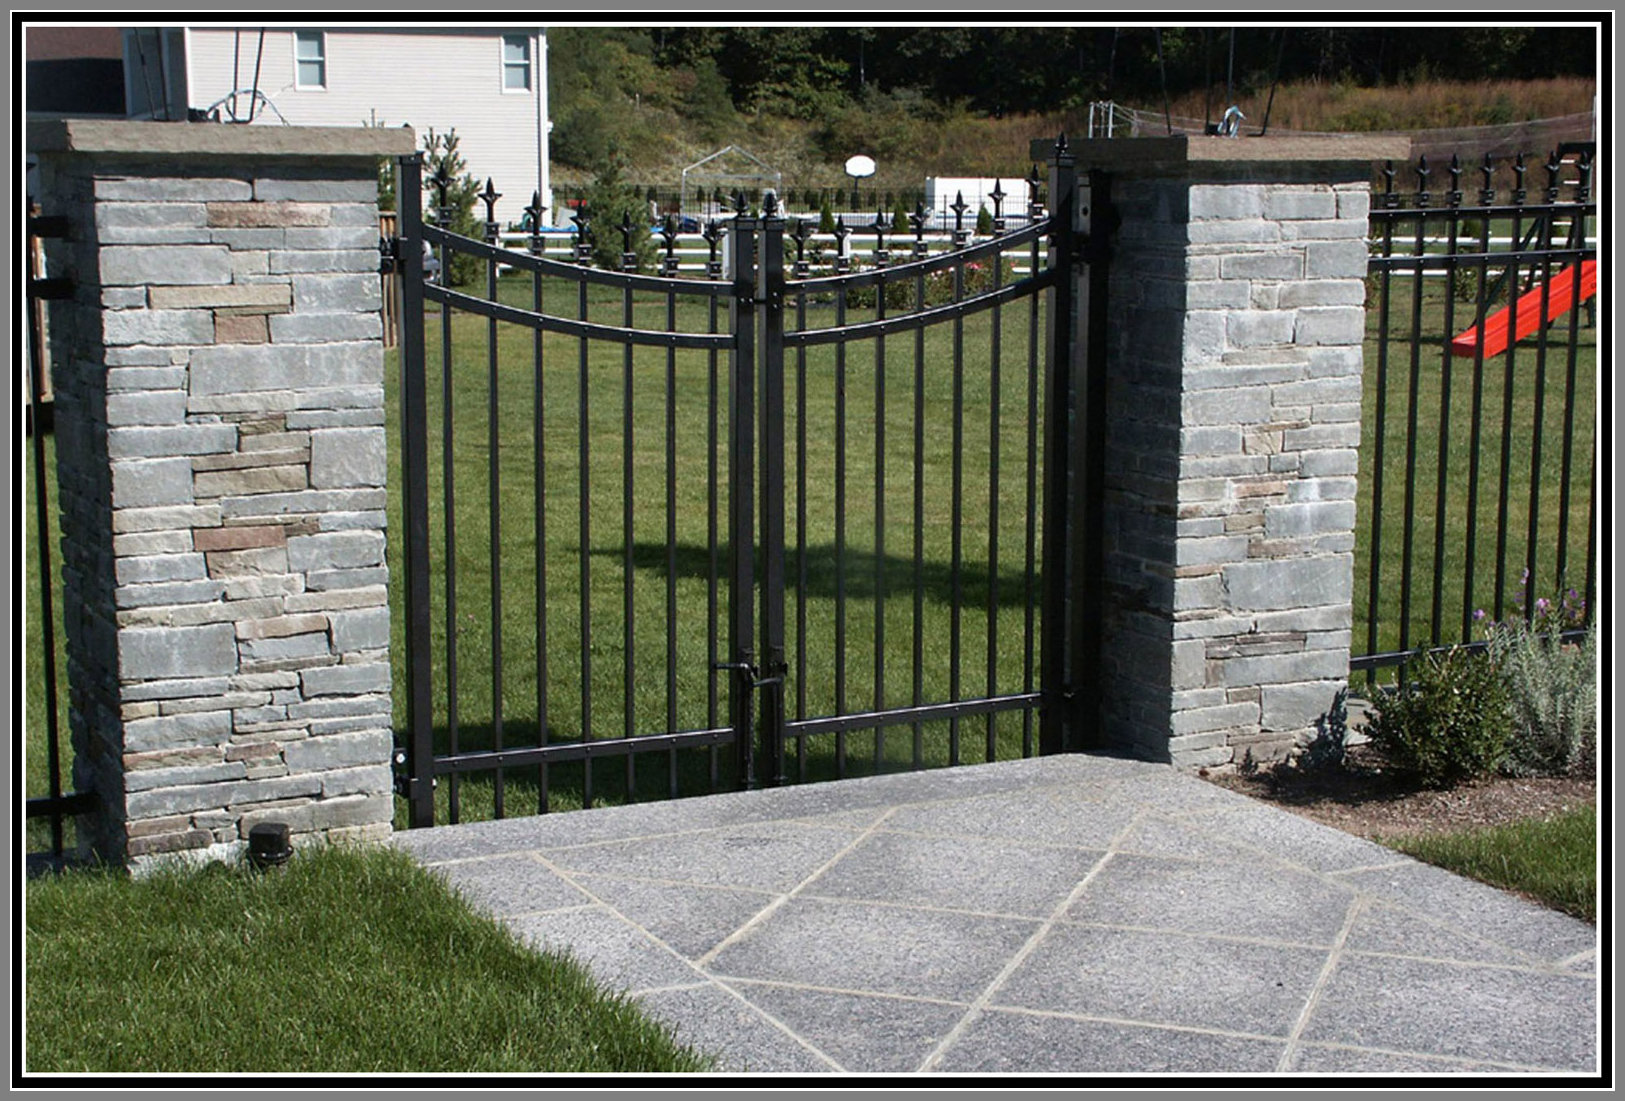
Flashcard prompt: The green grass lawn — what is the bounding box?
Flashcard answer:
[1379,803,1597,923]
[23,844,713,1073]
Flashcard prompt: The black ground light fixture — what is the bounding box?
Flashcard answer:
[247,822,293,870]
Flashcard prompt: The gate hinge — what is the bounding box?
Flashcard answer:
[29,277,74,301]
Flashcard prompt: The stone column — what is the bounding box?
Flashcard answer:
[1072,135,1409,768]
[30,120,417,867]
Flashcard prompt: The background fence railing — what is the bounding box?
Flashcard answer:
[1354,146,1597,682]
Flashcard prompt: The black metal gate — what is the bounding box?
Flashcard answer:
[391,139,1101,828]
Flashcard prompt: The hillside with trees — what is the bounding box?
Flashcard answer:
[546,26,1597,198]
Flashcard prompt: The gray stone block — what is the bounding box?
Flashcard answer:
[282,226,379,250]
[282,729,392,773]
[319,510,388,532]
[283,585,388,613]
[121,675,233,701]
[1188,184,1264,221]
[1227,310,1296,348]
[103,346,180,365]
[306,567,389,591]
[1304,240,1370,279]
[1220,253,1301,281]
[268,249,379,274]
[1261,189,1337,220]
[101,245,233,286]
[1295,306,1365,346]
[122,709,234,753]
[1188,220,1280,245]
[268,312,383,343]
[1183,387,1272,427]
[1264,501,1357,538]
[254,177,376,202]
[238,631,331,663]
[1260,680,1347,731]
[285,696,391,721]
[114,530,194,557]
[218,487,386,519]
[114,577,228,608]
[1278,280,1366,308]
[125,760,249,792]
[103,309,215,348]
[1212,649,1352,687]
[96,177,252,202]
[107,425,238,460]
[1223,555,1353,611]
[319,765,394,799]
[105,390,189,426]
[114,552,207,586]
[308,427,386,488]
[127,772,323,818]
[1283,423,1361,451]
[329,607,390,651]
[287,530,385,572]
[189,341,381,395]
[111,457,195,509]
[300,662,391,697]
[285,408,387,429]
[292,273,380,313]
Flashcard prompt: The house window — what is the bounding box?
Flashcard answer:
[502,35,530,91]
[295,31,326,89]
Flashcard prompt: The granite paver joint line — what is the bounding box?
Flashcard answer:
[524,850,850,1072]
[1275,894,1365,1071]
[693,806,902,969]
[916,807,1150,1073]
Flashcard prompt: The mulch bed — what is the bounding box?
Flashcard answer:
[1201,743,1597,841]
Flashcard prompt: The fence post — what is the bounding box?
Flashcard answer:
[28,120,416,866]
[1039,141,1076,756]
[756,195,788,787]
[1050,133,1410,769]
[727,210,758,789]
[396,152,436,829]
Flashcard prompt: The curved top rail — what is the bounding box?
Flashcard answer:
[786,218,1051,295]
[422,223,734,297]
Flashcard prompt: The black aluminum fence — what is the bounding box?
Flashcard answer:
[24,201,93,864]
[1355,146,1598,681]
[392,143,1096,827]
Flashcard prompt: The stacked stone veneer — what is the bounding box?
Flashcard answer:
[1078,139,1406,768]
[33,122,415,865]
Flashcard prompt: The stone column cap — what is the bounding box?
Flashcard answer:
[1032,134,1412,178]
[29,118,417,160]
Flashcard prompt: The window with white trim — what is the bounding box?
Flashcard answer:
[295,31,326,89]
[502,34,531,91]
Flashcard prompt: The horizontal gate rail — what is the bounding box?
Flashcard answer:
[784,693,1044,740]
[784,273,1058,347]
[432,726,737,774]
[426,282,734,349]
[789,221,1050,293]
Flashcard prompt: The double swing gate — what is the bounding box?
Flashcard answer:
[392,139,1104,828]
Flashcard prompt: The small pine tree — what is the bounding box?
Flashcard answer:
[892,193,913,238]
[422,128,483,287]
[975,204,994,236]
[583,159,658,272]
[818,192,836,234]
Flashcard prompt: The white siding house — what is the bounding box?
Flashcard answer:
[124,26,552,226]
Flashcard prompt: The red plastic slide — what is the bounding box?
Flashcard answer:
[1449,259,1597,358]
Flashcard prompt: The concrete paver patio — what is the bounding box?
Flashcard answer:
[391,754,1598,1076]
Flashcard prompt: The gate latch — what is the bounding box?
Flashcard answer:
[713,660,782,690]
[379,234,401,275]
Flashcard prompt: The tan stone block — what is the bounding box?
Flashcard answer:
[192,447,310,473]
[206,546,291,578]
[236,613,329,640]
[194,464,308,498]
[238,416,288,438]
[192,524,287,552]
[225,742,282,763]
[207,201,333,228]
[148,283,291,310]
[215,314,268,343]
